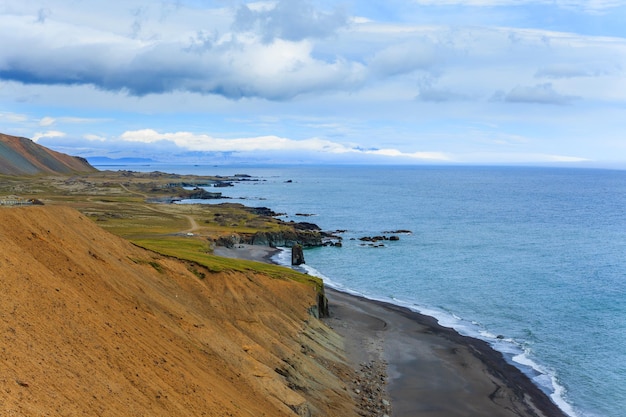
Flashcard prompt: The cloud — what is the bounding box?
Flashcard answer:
[535,64,613,79]
[409,0,624,13]
[32,130,66,142]
[84,134,107,142]
[39,117,56,126]
[494,83,578,105]
[118,129,450,161]
[364,149,451,160]
[369,40,442,77]
[36,8,52,24]
[416,87,469,102]
[37,115,107,127]
[1,3,623,105]
[0,14,364,100]
[0,112,29,123]
[233,0,348,43]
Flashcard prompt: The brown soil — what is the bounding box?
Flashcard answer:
[0,206,357,416]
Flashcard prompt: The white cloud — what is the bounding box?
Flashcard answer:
[0,112,28,123]
[233,0,348,42]
[0,14,366,100]
[84,134,107,142]
[0,3,624,105]
[535,64,615,79]
[453,152,590,163]
[369,40,442,77]
[118,129,450,161]
[495,83,579,105]
[1,1,625,165]
[365,149,451,160]
[410,0,624,12]
[416,87,470,102]
[39,116,56,126]
[32,130,66,142]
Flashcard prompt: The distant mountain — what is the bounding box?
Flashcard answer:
[0,133,96,175]
[87,156,156,165]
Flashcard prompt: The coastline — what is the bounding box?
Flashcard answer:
[215,244,569,417]
[325,287,567,417]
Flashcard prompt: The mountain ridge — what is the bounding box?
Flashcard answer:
[0,133,96,175]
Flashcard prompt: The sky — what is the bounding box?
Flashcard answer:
[1,0,625,166]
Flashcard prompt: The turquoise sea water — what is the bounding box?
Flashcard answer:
[102,164,626,417]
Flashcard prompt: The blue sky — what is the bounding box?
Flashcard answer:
[1,0,625,166]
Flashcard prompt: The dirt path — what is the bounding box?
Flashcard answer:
[118,183,201,234]
[119,183,147,198]
[181,214,200,233]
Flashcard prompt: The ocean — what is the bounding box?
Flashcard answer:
[101,164,626,417]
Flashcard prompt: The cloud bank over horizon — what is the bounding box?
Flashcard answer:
[1,0,625,166]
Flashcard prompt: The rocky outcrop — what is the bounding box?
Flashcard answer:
[293,221,321,231]
[180,187,222,199]
[215,234,243,248]
[148,186,224,203]
[359,235,400,243]
[292,244,305,266]
[248,207,283,217]
[248,229,323,248]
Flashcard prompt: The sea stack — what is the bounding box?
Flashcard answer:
[292,243,305,265]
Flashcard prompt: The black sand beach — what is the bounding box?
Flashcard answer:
[215,245,567,417]
[325,288,567,417]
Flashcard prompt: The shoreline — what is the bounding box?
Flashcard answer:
[325,287,567,417]
[214,244,568,417]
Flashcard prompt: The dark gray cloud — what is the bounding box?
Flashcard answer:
[233,0,348,42]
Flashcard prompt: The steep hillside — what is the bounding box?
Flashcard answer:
[0,206,356,416]
[0,133,95,175]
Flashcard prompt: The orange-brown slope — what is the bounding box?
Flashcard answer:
[0,133,96,175]
[0,206,356,416]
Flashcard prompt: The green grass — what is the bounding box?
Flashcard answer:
[6,171,325,293]
[131,236,323,290]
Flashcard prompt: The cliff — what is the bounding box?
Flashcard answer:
[0,133,96,175]
[0,206,357,416]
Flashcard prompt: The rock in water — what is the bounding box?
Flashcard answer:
[292,244,305,265]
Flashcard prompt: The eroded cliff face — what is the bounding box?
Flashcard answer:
[0,206,357,416]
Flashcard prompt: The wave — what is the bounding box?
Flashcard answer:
[271,247,579,417]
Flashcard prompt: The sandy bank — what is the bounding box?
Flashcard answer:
[1,207,358,416]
